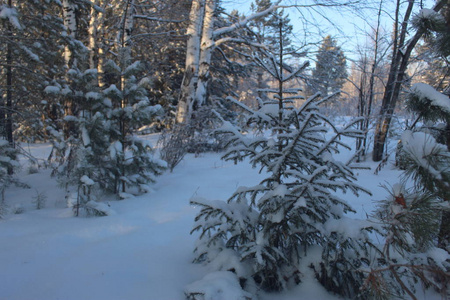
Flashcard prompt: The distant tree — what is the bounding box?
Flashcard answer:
[311,35,348,98]
[345,0,389,161]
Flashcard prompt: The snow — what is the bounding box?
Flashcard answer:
[0,5,21,29]
[324,216,371,239]
[0,134,445,300]
[401,130,448,179]
[184,271,252,300]
[103,84,123,98]
[417,8,444,21]
[418,8,436,18]
[411,82,450,113]
[85,91,100,100]
[44,85,61,94]
[80,175,95,186]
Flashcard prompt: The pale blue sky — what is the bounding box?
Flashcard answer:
[222,0,436,63]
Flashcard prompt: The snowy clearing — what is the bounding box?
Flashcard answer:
[0,135,444,300]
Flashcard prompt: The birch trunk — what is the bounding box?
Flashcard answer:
[176,0,205,124]
[88,2,100,70]
[118,0,135,48]
[62,0,79,139]
[117,0,136,194]
[62,0,78,67]
[175,1,280,124]
[195,0,216,108]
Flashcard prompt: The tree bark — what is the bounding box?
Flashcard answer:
[372,0,446,161]
[62,0,78,67]
[175,1,280,124]
[176,0,205,124]
[5,0,14,175]
[195,0,216,108]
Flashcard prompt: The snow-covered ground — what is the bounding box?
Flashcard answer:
[0,134,437,300]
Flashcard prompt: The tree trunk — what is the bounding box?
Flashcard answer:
[88,2,100,70]
[176,0,205,124]
[5,0,14,175]
[62,0,78,67]
[195,0,216,108]
[372,0,446,161]
[362,1,383,159]
[118,0,136,194]
[62,0,79,139]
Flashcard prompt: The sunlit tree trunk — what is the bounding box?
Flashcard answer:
[176,1,280,124]
[62,0,78,67]
[195,0,216,108]
[372,0,445,161]
[176,0,205,124]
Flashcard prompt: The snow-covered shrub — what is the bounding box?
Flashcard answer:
[10,204,25,215]
[158,125,190,172]
[75,200,115,217]
[191,92,373,296]
[32,190,47,210]
[158,107,228,172]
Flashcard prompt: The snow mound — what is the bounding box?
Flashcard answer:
[85,201,116,216]
[185,271,252,300]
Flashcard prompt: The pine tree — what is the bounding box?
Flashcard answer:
[101,57,166,196]
[190,16,373,297]
[311,35,348,98]
[45,1,167,214]
[0,139,20,207]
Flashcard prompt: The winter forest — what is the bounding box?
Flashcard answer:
[0,0,449,299]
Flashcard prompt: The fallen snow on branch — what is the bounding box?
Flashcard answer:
[411,83,450,113]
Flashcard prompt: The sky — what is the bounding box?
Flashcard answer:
[221,0,436,64]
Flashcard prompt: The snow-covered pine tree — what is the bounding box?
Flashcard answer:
[311,35,348,99]
[45,1,166,214]
[190,15,372,297]
[101,55,166,197]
